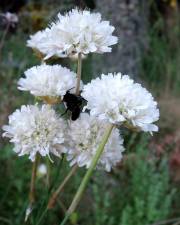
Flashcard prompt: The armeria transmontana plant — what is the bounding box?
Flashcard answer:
[2,7,159,225]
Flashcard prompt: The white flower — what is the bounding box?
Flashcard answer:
[27,29,67,58]
[82,73,159,133]
[18,64,77,98]
[27,29,48,52]
[39,8,117,59]
[2,105,67,161]
[67,113,124,172]
[4,12,18,23]
[37,164,47,177]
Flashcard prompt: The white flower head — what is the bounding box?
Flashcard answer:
[41,8,118,59]
[2,105,67,161]
[3,12,19,25]
[37,164,47,178]
[82,73,160,134]
[27,28,67,59]
[18,64,78,99]
[27,29,48,51]
[67,113,124,172]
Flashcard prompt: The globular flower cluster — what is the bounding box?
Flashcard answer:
[82,73,159,134]
[18,64,77,99]
[2,8,159,173]
[37,164,47,178]
[27,8,118,59]
[67,113,124,172]
[2,105,67,161]
[27,29,50,54]
[27,28,66,59]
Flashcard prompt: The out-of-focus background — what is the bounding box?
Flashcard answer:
[0,0,179,225]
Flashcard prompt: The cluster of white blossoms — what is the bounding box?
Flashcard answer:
[2,105,67,161]
[18,64,77,99]
[82,73,159,134]
[2,8,160,172]
[67,113,124,172]
[27,9,118,59]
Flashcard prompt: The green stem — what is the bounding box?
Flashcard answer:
[25,155,39,222]
[60,124,114,225]
[47,165,78,209]
[60,214,69,225]
[49,155,65,192]
[35,208,48,225]
[75,53,82,95]
[34,157,65,225]
[29,155,39,204]
[46,157,51,189]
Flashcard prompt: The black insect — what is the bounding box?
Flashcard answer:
[62,90,86,121]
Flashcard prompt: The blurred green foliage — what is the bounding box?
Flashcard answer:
[0,138,176,225]
[140,2,180,96]
[120,150,175,225]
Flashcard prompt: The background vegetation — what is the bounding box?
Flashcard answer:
[0,0,179,224]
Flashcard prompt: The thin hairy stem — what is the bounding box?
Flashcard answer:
[149,217,180,225]
[29,155,39,204]
[75,53,82,95]
[25,155,39,222]
[49,155,65,192]
[48,165,78,209]
[35,208,48,225]
[173,221,180,225]
[34,157,66,224]
[60,214,69,225]
[46,157,51,189]
[60,124,114,225]
[0,22,10,61]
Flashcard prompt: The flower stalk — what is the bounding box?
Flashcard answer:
[60,123,114,225]
[47,164,78,209]
[75,53,82,95]
[0,21,10,60]
[29,155,39,204]
[46,157,51,189]
[25,155,39,222]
